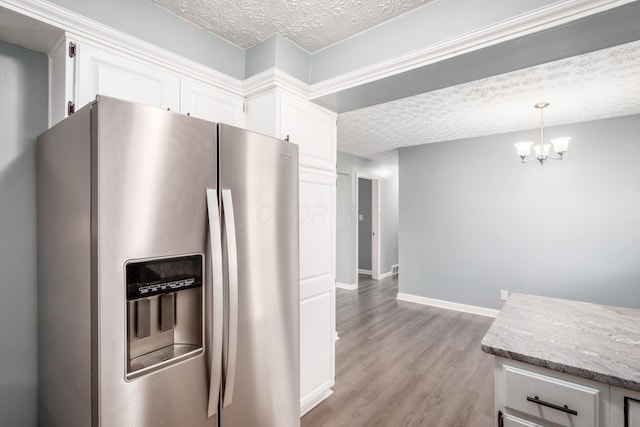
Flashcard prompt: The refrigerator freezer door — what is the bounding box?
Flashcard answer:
[218,124,301,427]
[93,97,218,427]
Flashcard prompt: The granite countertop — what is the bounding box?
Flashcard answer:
[481,293,640,391]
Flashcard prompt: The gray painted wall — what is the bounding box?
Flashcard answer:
[274,34,310,83]
[358,178,372,271]
[245,34,277,78]
[0,40,48,426]
[336,151,398,284]
[336,172,355,284]
[399,115,640,310]
[245,34,311,82]
[48,0,245,79]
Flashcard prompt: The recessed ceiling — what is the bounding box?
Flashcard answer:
[338,39,640,163]
[150,0,431,52]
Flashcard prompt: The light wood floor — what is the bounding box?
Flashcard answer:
[301,274,495,427]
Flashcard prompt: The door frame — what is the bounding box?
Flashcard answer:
[355,173,381,281]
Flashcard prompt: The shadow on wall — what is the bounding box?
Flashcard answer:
[0,40,48,425]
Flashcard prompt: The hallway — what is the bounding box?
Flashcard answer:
[301,274,495,427]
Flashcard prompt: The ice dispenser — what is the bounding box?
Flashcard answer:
[125,254,203,379]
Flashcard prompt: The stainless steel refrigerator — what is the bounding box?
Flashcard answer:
[37,96,300,427]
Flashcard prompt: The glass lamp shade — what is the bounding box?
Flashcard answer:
[514,141,533,157]
[551,137,571,154]
[533,143,551,158]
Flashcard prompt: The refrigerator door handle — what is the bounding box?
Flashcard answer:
[221,188,239,408]
[206,188,224,417]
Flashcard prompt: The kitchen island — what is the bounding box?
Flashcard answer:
[481,293,640,427]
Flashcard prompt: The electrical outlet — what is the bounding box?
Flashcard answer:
[500,290,509,301]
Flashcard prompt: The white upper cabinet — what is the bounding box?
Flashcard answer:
[281,94,337,172]
[180,78,245,127]
[75,41,180,112]
[49,38,245,128]
[246,89,337,171]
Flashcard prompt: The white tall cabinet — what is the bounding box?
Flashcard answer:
[46,29,337,416]
[245,88,337,414]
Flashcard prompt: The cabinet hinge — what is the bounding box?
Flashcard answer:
[68,42,76,58]
[68,101,75,116]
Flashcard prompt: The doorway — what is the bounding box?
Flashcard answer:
[355,174,380,281]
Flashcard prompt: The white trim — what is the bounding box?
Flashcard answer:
[300,389,333,416]
[357,269,372,275]
[243,67,309,100]
[335,282,358,290]
[378,271,393,280]
[396,293,499,318]
[308,0,635,99]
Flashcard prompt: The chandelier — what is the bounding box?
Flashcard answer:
[514,102,570,165]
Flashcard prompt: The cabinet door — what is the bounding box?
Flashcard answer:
[281,94,336,171]
[612,386,640,427]
[180,78,244,127]
[299,168,336,414]
[75,42,180,111]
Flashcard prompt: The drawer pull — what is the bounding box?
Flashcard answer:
[526,395,578,416]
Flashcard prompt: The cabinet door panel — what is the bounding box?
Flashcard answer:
[282,95,336,171]
[76,42,180,111]
[181,78,244,127]
[300,291,334,411]
[299,169,336,414]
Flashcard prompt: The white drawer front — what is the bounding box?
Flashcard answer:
[504,365,599,427]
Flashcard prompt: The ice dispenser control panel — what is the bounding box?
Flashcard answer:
[125,254,204,379]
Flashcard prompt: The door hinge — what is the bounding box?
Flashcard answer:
[68,101,75,116]
[68,42,76,58]
[497,410,504,427]
[242,101,246,113]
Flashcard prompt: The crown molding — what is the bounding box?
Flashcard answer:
[0,0,244,96]
[308,0,637,99]
[243,67,310,100]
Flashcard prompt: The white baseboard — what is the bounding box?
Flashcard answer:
[300,389,333,416]
[378,271,393,279]
[358,269,372,274]
[396,293,499,318]
[336,282,357,290]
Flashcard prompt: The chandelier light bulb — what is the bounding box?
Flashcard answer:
[514,102,570,165]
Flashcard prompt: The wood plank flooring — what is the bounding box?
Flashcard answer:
[301,274,495,427]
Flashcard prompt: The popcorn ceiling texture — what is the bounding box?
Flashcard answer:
[337,40,640,163]
[150,0,430,51]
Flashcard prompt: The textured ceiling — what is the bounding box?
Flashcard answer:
[150,0,430,52]
[338,39,640,164]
